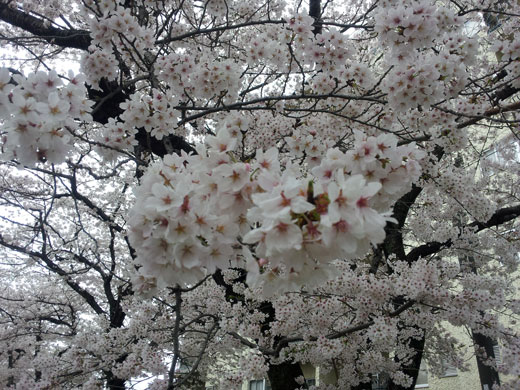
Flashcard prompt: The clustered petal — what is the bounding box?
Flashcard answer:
[128,126,425,294]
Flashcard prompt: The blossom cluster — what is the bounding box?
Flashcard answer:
[311,30,353,75]
[89,6,151,48]
[80,5,154,89]
[286,14,356,92]
[258,255,515,387]
[80,48,119,89]
[205,0,230,17]
[491,35,520,89]
[128,124,425,294]
[119,89,181,141]
[156,53,194,101]
[245,28,290,70]
[284,128,333,167]
[367,317,399,346]
[339,61,376,92]
[156,54,243,104]
[0,68,92,165]
[238,353,268,380]
[94,118,138,161]
[433,166,496,222]
[374,0,461,59]
[189,58,243,102]
[287,12,315,39]
[375,0,478,112]
[383,51,469,112]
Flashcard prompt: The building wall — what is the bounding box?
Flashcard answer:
[421,323,494,390]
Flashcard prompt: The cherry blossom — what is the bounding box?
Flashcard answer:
[0,1,519,389]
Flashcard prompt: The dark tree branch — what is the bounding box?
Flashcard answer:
[468,204,520,231]
[309,0,322,35]
[0,236,105,315]
[406,204,520,263]
[456,100,520,130]
[39,315,73,327]
[0,2,91,50]
[383,184,423,263]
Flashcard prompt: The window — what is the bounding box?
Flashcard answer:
[441,358,457,377]
[250,378,312,389]
[249,379,263,390]
[371,369,428,389]
[249,379,271,390]
[415,365,429,388]
[493,343,502,368]
[371,372,388,390]
[481,139,520,177]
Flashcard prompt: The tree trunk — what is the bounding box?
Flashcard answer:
[7,349,15,388]
[387,332,425,390]
[35,334,42,382]
[106,373,126,390]
[267,361,307,390]
[351,380,373,390]
[104,298,128,390]
[178,369,207,390]
[472,332,500,390]
[309,0,322,35]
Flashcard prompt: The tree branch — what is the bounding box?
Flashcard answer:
[456,100,520,130]
[0,235,105,315]
[0,2,91,50]
[406,204,520,262]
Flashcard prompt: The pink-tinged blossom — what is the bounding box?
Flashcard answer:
[213,162,250,192]
[145,182,181,213]
[173,239,208,269]
[36,92,70,121]
[255,147,280,172]
[206,127,237,153]
[11,95,40,124]
[203,241,235,272]
[0,68,13,116]
[4,1,520,389]
[0,69,92,165]
[265,216,304,254]
[250,176,314,219]
[127,127,426,294]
